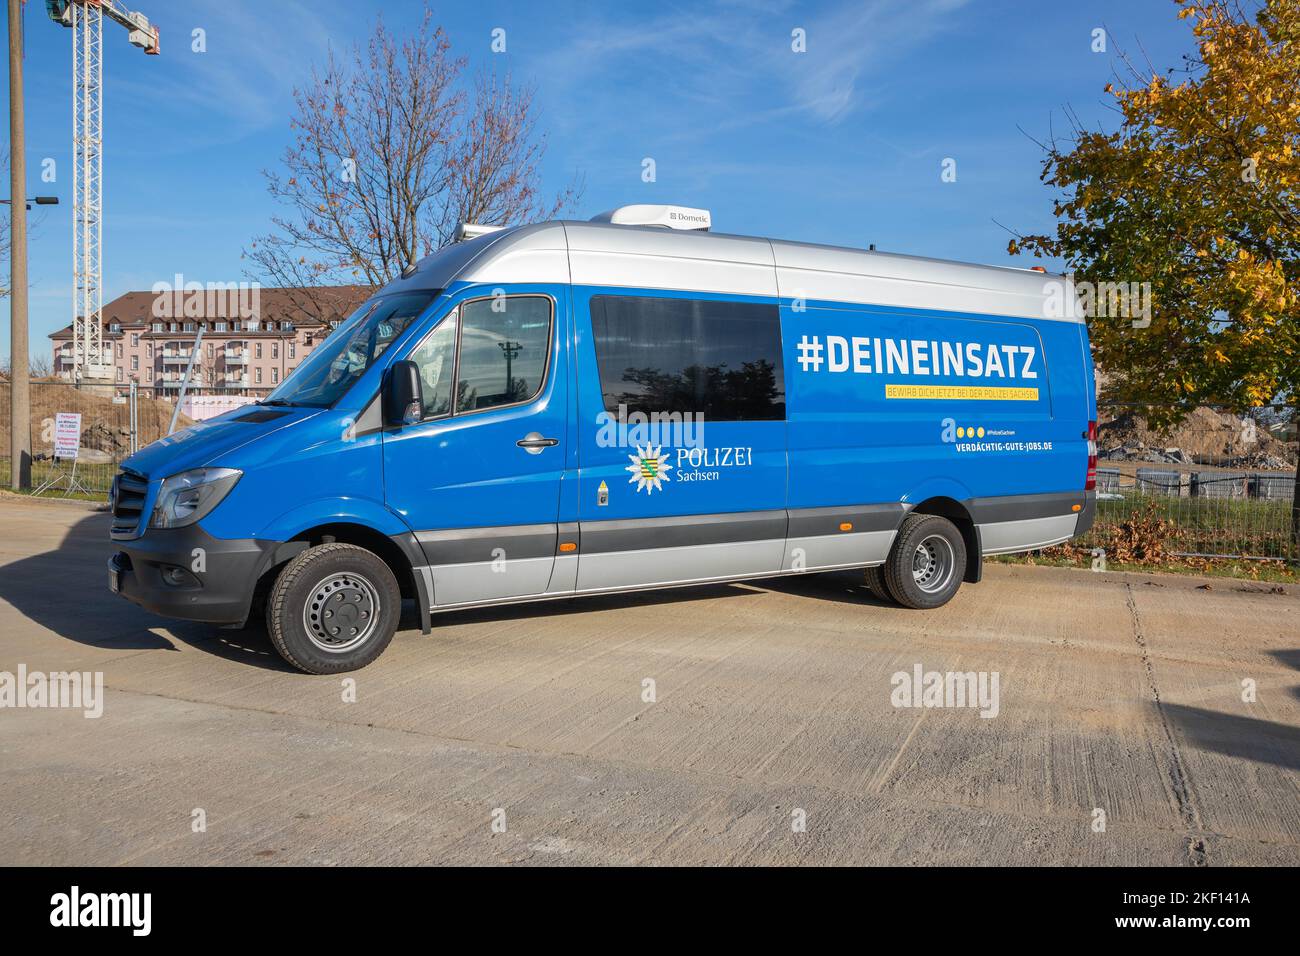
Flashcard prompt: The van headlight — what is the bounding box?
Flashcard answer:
[149,467,242,529]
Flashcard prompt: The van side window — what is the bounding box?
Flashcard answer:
[407,310,458,419]
[589,295,786,421]
[455,296,552,413]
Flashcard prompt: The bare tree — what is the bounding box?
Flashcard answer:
[246,9,579,326]
[200,360,222,393]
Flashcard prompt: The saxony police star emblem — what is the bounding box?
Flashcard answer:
[626,445,672,494]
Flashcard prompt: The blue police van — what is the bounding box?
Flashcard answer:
[108,205,1098,673]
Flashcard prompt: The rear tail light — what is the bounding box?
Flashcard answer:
[1085,420,1098,491]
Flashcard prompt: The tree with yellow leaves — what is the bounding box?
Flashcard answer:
[1011,0,1300,545]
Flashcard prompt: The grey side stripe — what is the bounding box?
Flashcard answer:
[964,491,1084,524]
[415,523,557,564]
[581,510,787,555]
[786,503,907,538]
[408,491,1084,568]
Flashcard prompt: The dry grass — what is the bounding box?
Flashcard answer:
[997,502,1298,581]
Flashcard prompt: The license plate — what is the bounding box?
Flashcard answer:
[108,566,120,593]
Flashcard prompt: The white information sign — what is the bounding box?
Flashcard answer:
[54,412,82,461]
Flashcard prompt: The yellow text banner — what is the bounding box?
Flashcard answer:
[884,384,1039,401]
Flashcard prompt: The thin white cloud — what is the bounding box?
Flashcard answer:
[529,0,972,131]
[784,0,972,122]
[110,0,346,143]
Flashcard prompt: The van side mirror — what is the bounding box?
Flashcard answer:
[385,360,424,426]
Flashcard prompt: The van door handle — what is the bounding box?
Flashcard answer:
[517,432,559,454]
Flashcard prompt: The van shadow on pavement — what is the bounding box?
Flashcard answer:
[0,510,820,673]
[757,567,895,607]
[0,512,297,672]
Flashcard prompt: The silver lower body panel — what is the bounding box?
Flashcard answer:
[978,513,1078,555]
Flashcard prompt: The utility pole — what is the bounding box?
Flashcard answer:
[498,339,521,401]
[8,0,30,489]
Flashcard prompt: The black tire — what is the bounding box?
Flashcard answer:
[266,543,401,674]
[863,564,894,602]
[882,514,967,610]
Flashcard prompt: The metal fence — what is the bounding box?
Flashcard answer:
[0,381,181,498]
[1082,403,1297,561]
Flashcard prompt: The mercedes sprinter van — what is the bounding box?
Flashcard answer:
[108,205,1097,673]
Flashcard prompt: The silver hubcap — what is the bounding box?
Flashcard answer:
[911,535,955,594]
[303,572,381,653]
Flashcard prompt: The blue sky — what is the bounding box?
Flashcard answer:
[1,0,1196,362]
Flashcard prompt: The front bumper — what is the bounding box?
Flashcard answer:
[109,524,276,625]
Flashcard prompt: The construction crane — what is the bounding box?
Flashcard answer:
[46,0,159,384]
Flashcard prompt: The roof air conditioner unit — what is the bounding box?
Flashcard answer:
[590,205,711,231]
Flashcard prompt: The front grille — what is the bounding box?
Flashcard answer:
[111,469,149,537]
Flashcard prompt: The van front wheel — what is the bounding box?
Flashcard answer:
[882,514,967,610]
[266,543,401,674]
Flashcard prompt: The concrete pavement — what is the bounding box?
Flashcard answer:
[0,498,1296,865]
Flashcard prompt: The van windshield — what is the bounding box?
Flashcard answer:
[262,292,437,408]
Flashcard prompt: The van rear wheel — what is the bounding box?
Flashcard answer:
[266,543,400,674]
[882,514,966,610]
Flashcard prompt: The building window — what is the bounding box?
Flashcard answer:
[147,343,153,358]
[271,368,279,384]
[116,368,123,382]
[146,367,153,381]
[183,322,195,332]
[289,342,296,359]
[231,321,240,332]
[207,342,214,358]
[152,322,162,333]
[272,342,279,360]
[255,367,263,384]
[215,321,227,332]
[169,322,179,333]
[589,295,786,421]
[247,320,260,332]
[109,322,121,333]
[255,343,263,359]
[131,333,139,346]
[131,355,138,371]
[281,321,294,331]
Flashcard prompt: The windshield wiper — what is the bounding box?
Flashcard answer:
[260,399,298,407]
